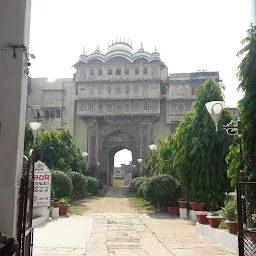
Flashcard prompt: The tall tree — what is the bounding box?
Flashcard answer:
[37,128,88,174]
[172,79,232,210]
[236,24,256,178]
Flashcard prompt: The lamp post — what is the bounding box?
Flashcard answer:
[96,162,100,178]
[149,144,158,175]
[29,122,42,161]
[205,101,245,255]
[82,152,88,158]
[137,158,143,176]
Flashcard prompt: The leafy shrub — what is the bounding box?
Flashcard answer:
[130,177,147,193]
[143,174,181,209]
[85,176,99,195]
[137,178,151,198]
[68,172,88,199]
[97,179,104,190]
[52,170,73,198]
[221,200,237,221]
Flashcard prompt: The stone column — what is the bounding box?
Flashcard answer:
[0,0,31,236]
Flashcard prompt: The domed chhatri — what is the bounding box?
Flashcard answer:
[75,38,163,66]
[107,40,133,54]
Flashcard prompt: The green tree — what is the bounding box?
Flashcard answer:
[235,25,256,179]
[37,129,88,173]
[172,79,232,210]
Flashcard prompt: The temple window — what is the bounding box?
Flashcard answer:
[116,68,121,75]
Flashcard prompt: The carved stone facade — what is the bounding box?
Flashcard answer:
[27,41,219,185]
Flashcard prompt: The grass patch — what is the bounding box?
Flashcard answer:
[219,222,227,229]
[127,193,158,213]
[68,192,105,215]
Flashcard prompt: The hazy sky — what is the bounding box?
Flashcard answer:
[29,0,252,166]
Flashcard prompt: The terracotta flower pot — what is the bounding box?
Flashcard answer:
[178,201,187,209]
[196,212,208,224]
[53,201,60,208]
[50,200,54,208]
[189,202,205,211]
[207,215,223,228]
[225,221,238,234]
[59,204,70,215]
[168,207,179,216]
[248,232,256,244]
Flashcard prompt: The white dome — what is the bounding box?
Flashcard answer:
[107,42,133,54]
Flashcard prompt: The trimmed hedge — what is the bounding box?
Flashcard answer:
[68,172,88,199]
[143,174,181,209]
[52,170,73,198]
[98,179,104,190]
[130,177,146,193]
[137,178,151,198]
[85,176,99,195]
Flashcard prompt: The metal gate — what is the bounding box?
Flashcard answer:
[17,149,35,256]
[237,181,256,256]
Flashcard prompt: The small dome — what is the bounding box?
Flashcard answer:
[107,42,133,54]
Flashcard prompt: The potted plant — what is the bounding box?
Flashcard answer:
[195,211,209,224]
[189,201,205,211]
[167,206,179,216]
[178,198,187,209]
[206,212,223,228]
[53,198,60,208]
[59,197,70,215]
[221,200,238,234]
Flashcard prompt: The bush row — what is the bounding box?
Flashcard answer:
[130,174,181,209]
[51,170,104,199]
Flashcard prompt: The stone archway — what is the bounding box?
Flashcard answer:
[100,130,138,186]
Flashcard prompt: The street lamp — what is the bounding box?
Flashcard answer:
[137,158,143,176]
[149,144,158,151]
[29,122,41,143]
[30,122,42,161]
[149,144,158,174]
[82,152,88,158]
[205,101,225,131]
[205,100,245,255]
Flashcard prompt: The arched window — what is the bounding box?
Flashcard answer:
[135,68,139,75]
[56,109,61,118]
[98,68,103,75]
[133,85,139,94]
[116,68,121,75]
[143,67,148,74]
[108,69,113,75]
[125,85,129,94]
[45,110,50,120]
[50,109,55,119]
[90,68,94,76]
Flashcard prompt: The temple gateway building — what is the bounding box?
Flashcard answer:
[27,40,219,185]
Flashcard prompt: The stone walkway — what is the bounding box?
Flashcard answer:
[33,187,237,256]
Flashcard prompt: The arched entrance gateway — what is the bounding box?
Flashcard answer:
[86,115,158,186]
[101,131,136,186]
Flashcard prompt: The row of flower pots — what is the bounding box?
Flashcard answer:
[177,200,238,234]
[167,201,205,217]
[195,211,238,234]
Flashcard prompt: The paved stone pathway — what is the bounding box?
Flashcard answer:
[33,187,237,256]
